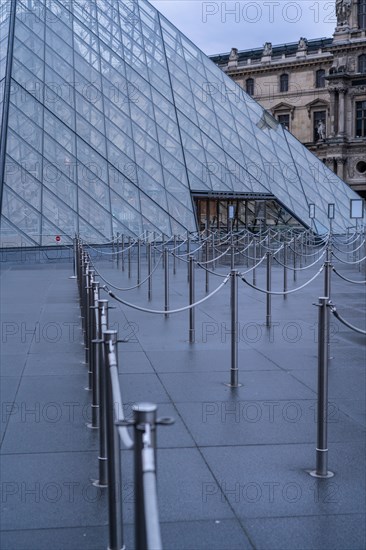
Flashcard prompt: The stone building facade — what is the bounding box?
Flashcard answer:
[210,0,366,198]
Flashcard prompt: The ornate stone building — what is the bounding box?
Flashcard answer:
[210,0,366,198]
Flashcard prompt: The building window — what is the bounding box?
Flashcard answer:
[277,114,290,130]
[280,74,289,92]
[316,69,325,88]
[246,78,254,96]
[359,0,366,29]
[358,54,366,73]
[314,111,326,141]
[355,100,366,137]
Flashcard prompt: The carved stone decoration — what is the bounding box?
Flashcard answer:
[263,42,272,56]
[317,120,326,140]
[298,37,308,51]
[228,47,239,69]
[336,0,352,27]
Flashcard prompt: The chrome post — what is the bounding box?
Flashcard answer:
[309,298,334,479]
[283,243,288,300]
[70,236,77,279]
[121,234,125,272]
[205,240,209,294]
[133,403,160,550]
[94,299,109,488]
[116,232,120,268]
[89,280,100,428]
[324,241,332,299]
[252,239,257,286]
[164,247,169,318]
[137,239,141,285]
[128,236,132,279]
[148,242,152,301]
[173,235,177,275]
[86,268,95,389]
[226,270,240,387]
[266,252,272,328]
[189,256,195,344]
[104,330,124,550]
[187,234,191,281]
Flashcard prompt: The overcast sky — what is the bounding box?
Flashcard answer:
[150,1,337,55]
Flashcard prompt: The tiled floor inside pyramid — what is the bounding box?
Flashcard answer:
[1,249,365,549]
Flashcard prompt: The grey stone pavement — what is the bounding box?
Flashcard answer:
[0,245,365,550]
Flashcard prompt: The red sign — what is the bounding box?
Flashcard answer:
[55,235,61,242]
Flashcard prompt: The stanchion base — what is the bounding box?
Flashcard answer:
[224,383,243,388]
[86,422,98,430]
[69,275,77,279]
[84,386,92,391]
[308,469,334,479]
[92,479,108,488]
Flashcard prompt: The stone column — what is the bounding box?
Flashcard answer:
[337,88,347,137]
[328,87,337,138]
[337,158,347,180]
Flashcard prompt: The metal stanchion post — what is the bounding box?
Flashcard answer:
[230,230,235,270]
[293,244,297,282]
[116,232,120,268]
[173,235,177,275]
[266,252,272,328]
[162,235,165,269]
[89,280,100,428]
[205,240,209,294]
[226,270,241,387]
[94,299,109,488]
[86,269,95,389]
[121,234,125,272]
[137,239,141,285]
[189,256,195,343]
[148,242,152,301]
[324,242,332,299]
[283,243,288,300]
[104,330,124,550]
[187,234,191,281]
[212,232,215,270]
[164,247,169,318]
[133,403,160,550]
[69,236,77,279]
[309,298,334,479]
[128,236,132,279]
[253,240,257,286]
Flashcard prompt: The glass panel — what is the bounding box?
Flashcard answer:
[44,110,76,154]
[8,105,42,152]
[5,157,41,209]
[2,185,41,237]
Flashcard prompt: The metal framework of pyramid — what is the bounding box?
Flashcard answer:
[0,0,364,246]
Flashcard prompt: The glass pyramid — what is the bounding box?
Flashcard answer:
[0,0,363,246]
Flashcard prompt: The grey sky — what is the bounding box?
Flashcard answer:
[150,1,337,55]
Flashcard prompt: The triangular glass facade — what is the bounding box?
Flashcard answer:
[0,0,364,246]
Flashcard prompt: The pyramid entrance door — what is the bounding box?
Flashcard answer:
[194,195,301,233]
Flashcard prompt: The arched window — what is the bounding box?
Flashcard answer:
[359,0,366,29]
[246,78,254,96]
[280,74,289,92]
[316,69,325,88]
[358,54,366,73]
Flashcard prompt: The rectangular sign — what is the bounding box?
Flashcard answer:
[350,199,364,219]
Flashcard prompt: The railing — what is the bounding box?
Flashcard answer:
[70,227,365,538]
[75,239,174,550]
